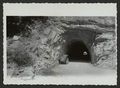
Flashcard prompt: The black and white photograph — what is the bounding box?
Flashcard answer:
[3,3,117,85]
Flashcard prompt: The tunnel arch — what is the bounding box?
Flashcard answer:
[65,40,91,62]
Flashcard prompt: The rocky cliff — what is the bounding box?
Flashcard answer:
[7,16,117,76]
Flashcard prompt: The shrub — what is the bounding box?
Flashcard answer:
[7,40,34,67]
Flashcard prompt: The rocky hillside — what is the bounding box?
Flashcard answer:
[7,16,117,77]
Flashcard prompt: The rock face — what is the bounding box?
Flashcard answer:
[49,17,117,69]
[7,16,117,77]
[93,32,117,69]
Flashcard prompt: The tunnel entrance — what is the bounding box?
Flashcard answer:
[66,41,91,62]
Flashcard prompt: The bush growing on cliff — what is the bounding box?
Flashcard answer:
[7,40,34,67]
[7,18,61,77]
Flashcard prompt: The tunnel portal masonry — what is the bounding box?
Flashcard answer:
[58,27,116,69]
[59,29,97,64]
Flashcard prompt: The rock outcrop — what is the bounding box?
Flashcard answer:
[49,17,117,69]
[7,16,117,77]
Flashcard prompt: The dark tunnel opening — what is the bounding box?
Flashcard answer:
[66,41,91,62]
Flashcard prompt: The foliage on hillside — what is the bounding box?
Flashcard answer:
[7,18,63,76]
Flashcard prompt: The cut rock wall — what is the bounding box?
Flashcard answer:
[7,17,117,77]
[93,32,117,69]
